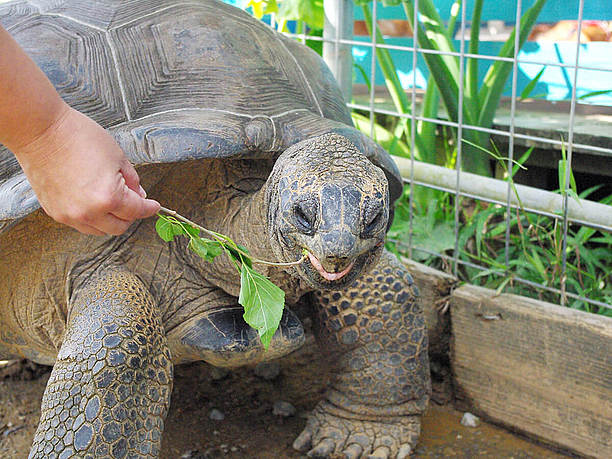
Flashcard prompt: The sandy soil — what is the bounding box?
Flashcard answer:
[1,341,572,459]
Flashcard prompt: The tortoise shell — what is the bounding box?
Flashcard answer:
[0,0,402,230]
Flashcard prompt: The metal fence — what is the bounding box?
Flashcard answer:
[271,0,612,314]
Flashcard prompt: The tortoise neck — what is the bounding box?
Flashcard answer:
[242,184,273,257]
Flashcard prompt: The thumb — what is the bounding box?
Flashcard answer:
[120,161,146,198]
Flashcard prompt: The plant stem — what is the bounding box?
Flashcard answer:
[158,207,306,267]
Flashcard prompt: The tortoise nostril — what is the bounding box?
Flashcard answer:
[324,255,350,270]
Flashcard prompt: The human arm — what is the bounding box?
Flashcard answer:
[0,25,159,235]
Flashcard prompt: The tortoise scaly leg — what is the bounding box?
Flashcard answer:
[294,251,430,458]
[29,270,172,459]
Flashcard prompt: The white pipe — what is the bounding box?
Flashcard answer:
[393,157,612,232]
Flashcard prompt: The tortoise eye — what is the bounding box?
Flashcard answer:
[293,204,315,235]
[363,209,384,237]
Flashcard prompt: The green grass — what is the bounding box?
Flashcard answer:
[387,162,612,316]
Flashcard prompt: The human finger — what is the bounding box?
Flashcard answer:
[120,161,146,197]
[110,186,160,222]
[87,213,133,236]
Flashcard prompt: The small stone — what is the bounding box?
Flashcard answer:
[209,409,225,421]
[254,362,281,380]
[202,447,223,458]
[460,412,479,428]
[230,446,238,452]
[272,400,296,417]
[209,366,230,381]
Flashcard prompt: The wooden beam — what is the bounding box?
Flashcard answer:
[450,284,612,458]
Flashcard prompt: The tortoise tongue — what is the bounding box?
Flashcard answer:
[307,252,354,281]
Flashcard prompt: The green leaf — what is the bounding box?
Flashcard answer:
[401,1,468,125]
[351,112,411,157]
[359,4,427,158]
[467,0,483,116]
[495,275,514,295]
[246,0,278,18]
[477,0,547,129]
[526,248,548,282]
[239,264,285,349]
[409,211,455,262]
[577,89,612,100]
[512,147,534,178]
[183,224,200,238]
[225,243,253,268]
[353,63,372,93]
[558,140,578,201]
[189,237,223,262]
[278,0,324,30]
[520,67,546,100]
[155,216,184,242]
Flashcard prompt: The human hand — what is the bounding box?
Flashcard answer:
[14,105,160,235]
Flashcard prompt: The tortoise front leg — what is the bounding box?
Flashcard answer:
[294,251,430,458]
[29,270,172,459]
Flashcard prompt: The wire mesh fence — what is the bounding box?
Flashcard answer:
[259,0,612,315]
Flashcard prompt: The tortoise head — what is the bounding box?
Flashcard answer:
[266,133,389,290]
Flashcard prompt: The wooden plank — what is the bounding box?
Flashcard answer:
[450,285,612,458]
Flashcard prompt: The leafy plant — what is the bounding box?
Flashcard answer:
[241,2,611,315]
[354,0,548,175]
[388,141,612,316]
[246,0,324,53]
[155,207,305,349]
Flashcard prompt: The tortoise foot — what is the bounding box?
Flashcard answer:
[174,305,305,367]
[293,401,420,459]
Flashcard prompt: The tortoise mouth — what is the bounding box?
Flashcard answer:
[296,245,383,290]
[306,252,355,281]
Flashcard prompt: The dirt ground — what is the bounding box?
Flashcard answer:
[1,341,572,459]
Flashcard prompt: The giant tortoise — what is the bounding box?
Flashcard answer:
[0,0,430,457]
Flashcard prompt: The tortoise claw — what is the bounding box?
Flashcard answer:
[307,438,336,458]
[294,401,421,458]
[292,426,313,452]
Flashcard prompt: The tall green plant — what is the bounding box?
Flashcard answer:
[247,0,548,176]
[402,0,548,174]
[246,0,324,53]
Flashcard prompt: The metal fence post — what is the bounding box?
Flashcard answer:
[323,0,353,102]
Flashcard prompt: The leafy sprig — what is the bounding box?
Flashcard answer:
[155,207,306,349]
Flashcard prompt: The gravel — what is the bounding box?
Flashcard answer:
[208,408,225,421]
[461,412,480,428]
[254,362,281,380]
[272,400,296,417]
